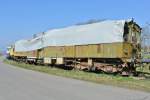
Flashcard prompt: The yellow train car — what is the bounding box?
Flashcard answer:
[9,19,141,75]
[39,20,141,74]
[42,42,137,70]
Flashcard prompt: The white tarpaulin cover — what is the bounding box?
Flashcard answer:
[15,19,131,52]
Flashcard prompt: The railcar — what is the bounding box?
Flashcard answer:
[7,19,141,75]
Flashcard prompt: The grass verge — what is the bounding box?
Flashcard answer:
[3,59,150,93]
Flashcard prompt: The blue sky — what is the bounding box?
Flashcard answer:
[0,0,149,51]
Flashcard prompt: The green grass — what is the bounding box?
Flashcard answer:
[137,64,150,78]
[3,59,150,93]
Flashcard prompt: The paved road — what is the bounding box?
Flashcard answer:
[0,60,150,100]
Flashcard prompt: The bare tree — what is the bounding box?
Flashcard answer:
[142,23,150,53]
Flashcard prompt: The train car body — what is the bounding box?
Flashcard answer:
[8,19,141,75]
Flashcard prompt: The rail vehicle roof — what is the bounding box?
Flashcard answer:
[15,19,134,52]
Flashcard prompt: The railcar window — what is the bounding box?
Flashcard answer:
[123,23,129,42]
[123,33,128,42]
